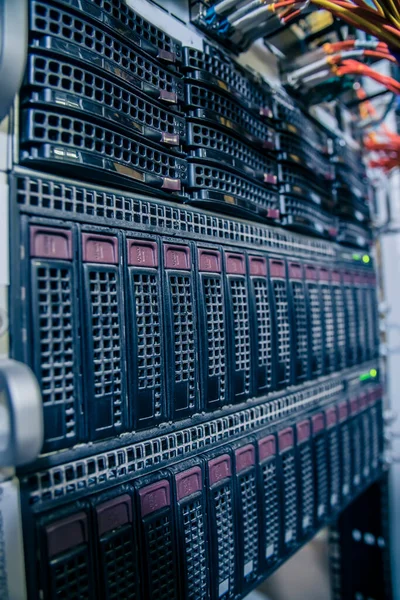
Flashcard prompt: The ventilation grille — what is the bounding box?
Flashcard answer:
[187,122,277,176]
[333,286,346,370]
[356,288,366,362]
[328,429,340,509]
[24,54,185,140]
[371,405,380,471]
[213,484,236,596]
[168,274,197,409]
[183,46,267,108]
[352,418,362,488]
[344,286,357,366]
[239,471,259,578]
[56,0,181,58]
[253,278,273,390]
[85,266,124,437]
[291,281,308,381]
[282,451,297,546]
[99,528,138,599]
[15,174,336,259]
[272,279,291,385]
[361,412,371,480]
[181,500,208,597]
[299,444,314,533]
[189,164,278,210]
[31,261,79,449]
[261,460,279,563]
[143,515,176,599]
[29,2,183,101]
[21,109,185,181]
[308,284,323,376]
[321,285,336,373]
[365,288,375,361]
[229,278,251,397]
[49,548,91,598]
[186,85,274,144]
[202,275,227,403]
[315,436,328,519]
[341,423,351,498]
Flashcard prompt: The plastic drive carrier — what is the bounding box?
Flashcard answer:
[279,195,338,240]
[163,241,200,419]
[182,44,274,117]
[277,132,335,182]
[232,439,260,593]
[278,163,335,210]
[278,427,298,551]
[185,83,276,149]
[288,262,309,384]
[269,259,292,388]
[20,109,187,196]
[337,220,372,249]
[256,433,280,567]
[186,121,277,184]
[312,413,328,523]
[273,97,329,154]
[349,397,363,491]
[205,450,237,599]
[319,268,337,374]
[196,246,229,409]
[187,162,279,222]
[338,400,352,502]
[29,2,184,106]
[295,419,315,537]
[44,0,183,65]
[135,473,179,600]
[342,271,359,367]
[325,406,341,512]
[170,461,210,598]
[23,54,187,150]
[305,266,325,378]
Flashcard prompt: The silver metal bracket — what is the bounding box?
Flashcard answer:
[0,359,43,468]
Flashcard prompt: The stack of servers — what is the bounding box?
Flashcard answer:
[274,91,338,239]
[334,139,372,248]
[181,42,280,221]
[20,0,188,198]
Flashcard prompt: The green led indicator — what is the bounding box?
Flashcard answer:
[352,253,361,261]
[362,255,371,264]
[370,368,377,378]
[359,373,371,382]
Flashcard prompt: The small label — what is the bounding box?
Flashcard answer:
[249,256,267,277]
[270,259,285,279]
[176,467,202,501]
[82,233,118,264]
[164,244,191,270]
[159,89,177,104]
[127,239,158,268]
[244,560,254,576]
[198,248,221,273]
[162,177,181,191]
[285,529,293,544]
[235,445,255,473]
[303,515,310,529]
[30,226,72,260]
[259,106,273,118]
[157,49,176,63]
[267,208,280,219]
[219,579,229,597]
[225,252,245,275]
[264,173,277,185]
[139,480,170,517]
[266,543,275,558]
[208,455,231,485]
[161,132,180,146]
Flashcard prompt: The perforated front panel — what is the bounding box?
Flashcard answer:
[328,430,340,509]
[282,451,297,546]
[252,278,273,392]
[299,444,314,533]
[212,484,236,598]
[315,436,328,520]
[352,418,362,488]
[307,284,323,376]
[291,281,308,381]
[228,278,251,400]
[365,288,375,361]
[272,279,291,385]
[31,260,80,449]
[180,499,208,598]
[361,412,371,480]
[201,275,227,406]
[128,270,163,426]
[344,286,357,366]
[321,285,336,373]
[48,547,90,599]
[142,514,176,599]
[341,423,352,498]
[261,460,279,563]
[238,471,259,580]
[84,265,125,439]
[30,2,183,98]
[371,405,380,471]
[333,285,346,369]
[355,288,366,362]
[98,527,138,599]
[167,273,197,415]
